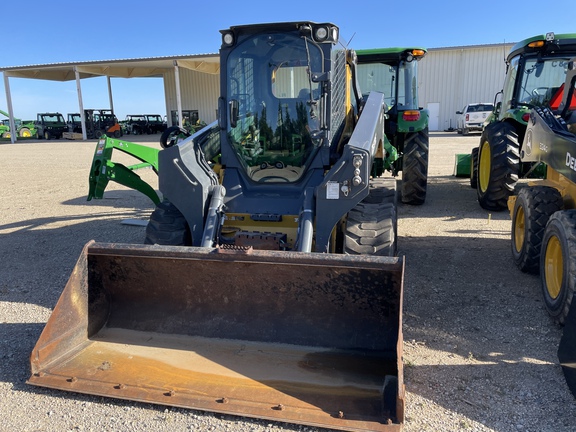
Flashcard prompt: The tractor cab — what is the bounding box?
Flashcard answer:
[496,32,576,129]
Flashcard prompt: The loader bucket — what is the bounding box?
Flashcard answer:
[29,241,405,431]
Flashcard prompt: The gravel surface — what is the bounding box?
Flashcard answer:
[1,132,575,432]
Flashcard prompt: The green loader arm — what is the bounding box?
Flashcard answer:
[88,136,161,205]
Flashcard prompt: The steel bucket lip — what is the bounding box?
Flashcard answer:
[28,328,402,431]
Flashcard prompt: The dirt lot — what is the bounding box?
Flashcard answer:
[1,132,575,431]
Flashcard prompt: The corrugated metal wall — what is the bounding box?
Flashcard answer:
[161,43,516,131]
[418,43,513,131]
[163,68,219,125]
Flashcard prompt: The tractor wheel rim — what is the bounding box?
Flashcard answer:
[22,130,31,137]
[479,141,491,193]
[544,235,563,299]
[514,206,525,253]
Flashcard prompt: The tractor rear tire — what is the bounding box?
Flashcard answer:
[540,210,576,325]
[477,122,520,211]
[401,128,429,205]
[470,147,479,189]
[44,130,51,140]
[344,177,397,257]
[511,186,563,274]
[145,200,191,246]
[19,127,32,138]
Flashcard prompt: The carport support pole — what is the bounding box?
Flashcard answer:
[173,60,183,128]
[3,72,16,144]
[107,76,114,114]
[74,67,87,141]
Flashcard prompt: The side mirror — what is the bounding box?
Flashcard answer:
[456,111,462,115]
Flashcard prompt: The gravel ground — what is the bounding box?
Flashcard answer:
[1,132,575,432]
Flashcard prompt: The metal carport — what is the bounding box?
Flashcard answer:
[1,53,219,143]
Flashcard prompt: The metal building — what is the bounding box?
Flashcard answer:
[163,65,219,125]
[419,43,513,131]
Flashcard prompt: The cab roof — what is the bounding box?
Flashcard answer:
[356,47,427,64]
[508,33,576,61]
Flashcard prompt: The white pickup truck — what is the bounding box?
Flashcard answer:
[456,103,494,135]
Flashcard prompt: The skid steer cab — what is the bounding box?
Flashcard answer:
[30,21,406,432]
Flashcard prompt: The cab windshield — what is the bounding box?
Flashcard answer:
[517,57,571,107]
[41,114,65,123]
[357,60,419,110]
[226,32,324,183]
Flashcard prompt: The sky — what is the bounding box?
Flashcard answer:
[2,0,576,121]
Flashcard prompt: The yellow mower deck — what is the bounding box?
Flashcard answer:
[29,241,405,431]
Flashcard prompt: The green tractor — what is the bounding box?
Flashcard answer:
[470,32,576,211]
[0,120,8,138]
[356,47,429,205]
[0,109,37,138]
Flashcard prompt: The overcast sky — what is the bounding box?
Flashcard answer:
[2,0,576,120]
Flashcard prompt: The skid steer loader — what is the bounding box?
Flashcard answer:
[29,22,405,431]
[507,57,576,397]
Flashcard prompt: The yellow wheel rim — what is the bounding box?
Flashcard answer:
[544,235,563,299]
[514,205,525,253]
[21,130,31,137]
[479,140,491,193]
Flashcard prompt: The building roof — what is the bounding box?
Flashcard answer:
[0,53,219,81]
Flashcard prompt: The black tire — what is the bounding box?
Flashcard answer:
[511,186,563,274]
[401,128,429,205]
[43,130,50,140]
[462,127,469,136]
[344,177,397,257]
[476,122,520,211]
[145,200,191,246]
[94,129,104,139]
[113,129,122,138]
[470,147,479,189]
[540,210,576,325]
